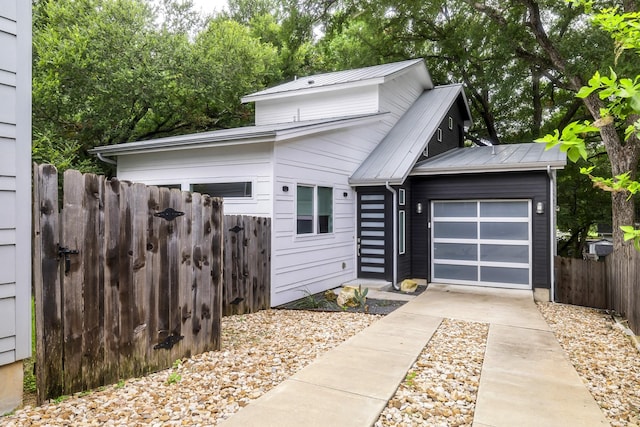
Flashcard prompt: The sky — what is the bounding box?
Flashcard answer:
[191,0,228,15]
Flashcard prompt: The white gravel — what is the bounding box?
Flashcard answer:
[3,302,639,427]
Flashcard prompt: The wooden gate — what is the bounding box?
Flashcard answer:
[33,165,224,403]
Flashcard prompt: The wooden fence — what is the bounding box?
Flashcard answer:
[33,165,271,402]
[555,250,640,333]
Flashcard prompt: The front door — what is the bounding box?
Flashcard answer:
[357,192,388,279]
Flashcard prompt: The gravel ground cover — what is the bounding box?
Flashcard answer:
[2,310,379,426]
[375,319,488,427]
[538,302,640,427]
[3,301,640,427]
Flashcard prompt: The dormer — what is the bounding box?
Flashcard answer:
[242,59,433,126]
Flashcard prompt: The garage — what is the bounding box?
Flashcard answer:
[431,200,532,289]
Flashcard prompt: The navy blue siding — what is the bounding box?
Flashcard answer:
[409,171,551,289]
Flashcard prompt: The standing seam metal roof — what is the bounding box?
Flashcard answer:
[241,59,429,102]
[410,143,567,175]
[349,84,469,186]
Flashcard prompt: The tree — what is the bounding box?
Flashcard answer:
[536,2,640,251]
[32,0,281,174]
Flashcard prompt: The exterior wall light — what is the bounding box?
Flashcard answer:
[282,185,289,192]
[416,202,423,214]
[536,201,544,214]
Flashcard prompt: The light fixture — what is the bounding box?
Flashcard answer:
[416,202,423,214]
[282,185,289,192]
[343,192,348,198]
[536,201,544,214]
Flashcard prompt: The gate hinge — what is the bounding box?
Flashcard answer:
[58,245,79,274]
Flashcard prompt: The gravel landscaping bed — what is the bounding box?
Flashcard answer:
[376,319,488,427]
[2,310,380,426]
[538,302,640,427]
[3,300,639,427]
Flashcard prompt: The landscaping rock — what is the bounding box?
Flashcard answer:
[336,286,359,307]
[400,279,418,293]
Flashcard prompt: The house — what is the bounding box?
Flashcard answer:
[0,0,32,414]
[91,59,566,306]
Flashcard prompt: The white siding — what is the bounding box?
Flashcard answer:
[117,143,274,216]
[0,0,31,364]
[379,67,426,121]
[254,86,379,126]
[270,122,387,306]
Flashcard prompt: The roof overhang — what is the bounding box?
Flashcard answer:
[90,113,387,157]
[409,143,567,177]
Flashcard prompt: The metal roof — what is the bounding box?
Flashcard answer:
[410,143,567,176]
[90,113,386,156]
[241,59,432,103]
[349,84,471,186]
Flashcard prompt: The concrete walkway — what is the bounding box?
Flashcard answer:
[220,284,609,427]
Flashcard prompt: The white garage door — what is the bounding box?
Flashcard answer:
[431,200,531,289]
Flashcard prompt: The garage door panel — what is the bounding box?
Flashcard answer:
[433,264,477,281]
[433,222,477,239]
[431,200,531,289]
[480,266,529,285]
[480,201,528,217]
[480,222,528,240]
[434,242,477,261]
[480,244,529,263]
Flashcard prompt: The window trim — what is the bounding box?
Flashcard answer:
[296,184,334,236]
[399,210,406,255]
[398,189,406,206]
[448,116,453,130]
[189,180,255,199]
[437,128,443,142]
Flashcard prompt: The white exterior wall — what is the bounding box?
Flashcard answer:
[379,67,427,121]
[254,86,379,125]
[0,0,31,364]
[270,123,388,306]
[117,144,274,216]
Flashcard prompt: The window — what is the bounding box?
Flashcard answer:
[297,185,333,235]
[191,182,252,198]
[399,210,406,254]
[437,128,443,142]
[448,116,453,130]
[157,184,181,190]
[399,189,405,206]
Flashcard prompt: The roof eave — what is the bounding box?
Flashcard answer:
[410,161,567,177]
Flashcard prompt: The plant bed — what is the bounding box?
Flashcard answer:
[277,286,427,316]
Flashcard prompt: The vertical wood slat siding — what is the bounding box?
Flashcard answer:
[33,167,227,402]
[555,251,640,334]
[222,215,271,316]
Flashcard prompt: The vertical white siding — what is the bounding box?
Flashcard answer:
[254,86,379,125]
[0,0,31,364]
[116,144,274,216]
[270,122,388,306]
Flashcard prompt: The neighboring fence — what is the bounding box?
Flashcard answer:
[555,250,640,333]
[33,165,271,403]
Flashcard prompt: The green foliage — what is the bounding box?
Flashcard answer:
[537,4,640,251]
[114,380,126,389]
[353,285,369,312]
[405,371,417,387]
[166,359,183,385]
[32,0,282,174]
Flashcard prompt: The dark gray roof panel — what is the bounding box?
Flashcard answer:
[349,84,469,186]
[410,143,566,176]
[242,59,431,102]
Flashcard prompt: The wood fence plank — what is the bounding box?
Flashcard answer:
[117,181,135,379]
[33,164,63,403]
[209,197,224,351]
[146,185,161,371]
[177,190,194,357]
[81,173,104,390]
[131,183,150,375]
[154,187,172,368]
[61,169,86,394]
[167,189,183,361]
[103,178,121,384]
